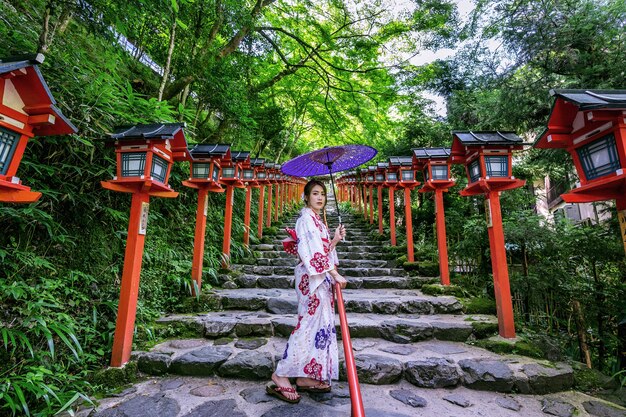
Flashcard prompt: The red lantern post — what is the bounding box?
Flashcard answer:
[0,54,77,203]
[375,164,386,235]
[390,156,420,262]
[451,131,525,338]
[382,162,398,246]
[413,148,455,285]
[256,163,268,238]
[266,163,275,227]
[219,150,250,268]
[182,144,229,295]
[101,123,189,367]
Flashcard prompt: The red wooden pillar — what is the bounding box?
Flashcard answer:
[190,187,209,295]
[258,185,265,238]
[110,192,150,367]
[267,184,273,227]
[486,191,516,338]
[404,187,414,262]
[274,183,280,222]
[222,185,235,268]
[281,183,285,215]
[243,186,252,246]
[434,189,450,285]
[377,186,383,234]
[389,186,396,246]
[369,186,374,224]
[361,187,366,218]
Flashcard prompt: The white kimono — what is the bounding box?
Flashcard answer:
[275,207,340,383]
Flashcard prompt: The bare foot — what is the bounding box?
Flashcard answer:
[296,377,330,389]
[271,373,300,401]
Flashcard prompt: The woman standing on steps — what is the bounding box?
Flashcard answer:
[267,179,347,403]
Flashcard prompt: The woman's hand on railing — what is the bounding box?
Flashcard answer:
[330,270,347,289]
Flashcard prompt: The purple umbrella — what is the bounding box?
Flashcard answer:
[281,145,377,224]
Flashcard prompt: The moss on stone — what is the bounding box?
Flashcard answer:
[178,293,222,313]
[237,257,257,265]
[573,364,617,391]
[152,320,204,340]
[471,322,499,339]
[91,361,138,389]
[403,261,421,271]
[416,261,439,277]
[462,297,497,315]
[473,336,544,358]
[421,283,464,297]
[214,337,234,345]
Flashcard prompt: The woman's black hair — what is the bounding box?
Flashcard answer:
[303,179,327,208]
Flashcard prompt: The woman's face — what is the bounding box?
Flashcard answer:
[307,184,326,211]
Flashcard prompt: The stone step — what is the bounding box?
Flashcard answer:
[134,336,574,395]
[238,265,405,278]
[254,251,386,260]
[199,288,462,315]
[156,311,493,343]
[252,244,391,253]
[88,375,607,417]
[254,257,391,268]
[227,274,417,290]
[267,238,385,246]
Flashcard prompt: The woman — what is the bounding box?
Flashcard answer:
[267,179,347,403]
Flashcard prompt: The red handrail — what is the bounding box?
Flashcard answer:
[334,284,365,417]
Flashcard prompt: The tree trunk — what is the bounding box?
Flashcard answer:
[37,1,53,54]
[572,299,593,368]
[592,261,606,371]
[158,16,177,101]
[617,317,626,370]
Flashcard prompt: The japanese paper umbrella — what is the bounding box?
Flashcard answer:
[280,145,377,224]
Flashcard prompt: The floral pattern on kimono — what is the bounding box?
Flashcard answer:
[275,207,340,383]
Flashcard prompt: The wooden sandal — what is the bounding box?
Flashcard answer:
[296,382,331,393]
[266,384,301,403]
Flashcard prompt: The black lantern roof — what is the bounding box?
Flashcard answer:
[189,143,230,158]
[377,162,389,169]
[265,162,276,169]
[368,166,376,171]
[0,53,45,74]
[250,158,265,167]
[413,147,451,159]
[388,156,413,166]
[231,151,250,162]
[275,164,282,170]
[452,131,523,146]
[110,123,185,141]
[549,89,626,110]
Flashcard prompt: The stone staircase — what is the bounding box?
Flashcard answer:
[85,199,624,417]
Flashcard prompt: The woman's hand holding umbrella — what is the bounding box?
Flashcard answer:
[329,270,347,289]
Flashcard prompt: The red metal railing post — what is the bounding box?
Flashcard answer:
[335,284,365,417]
